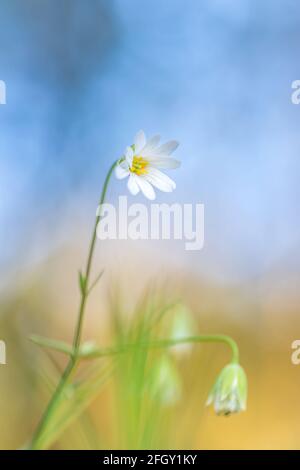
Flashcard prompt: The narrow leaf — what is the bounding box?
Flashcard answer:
[30,335,74,356]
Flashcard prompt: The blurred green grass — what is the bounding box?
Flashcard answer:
[1,250,300,450]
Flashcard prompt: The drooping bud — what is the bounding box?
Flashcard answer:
[206,364,247,416]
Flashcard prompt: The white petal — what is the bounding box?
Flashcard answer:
[147,134,161,147]
[127,174,140,195]
[146,168,176,192]
[141,135,161,155]
[125,146,134,166]
[155,140,179,156]
[134,130,146,154]
[136,177,156,200]
[147,157,181,169]
[119,159,130,169]
[115,165,129,179]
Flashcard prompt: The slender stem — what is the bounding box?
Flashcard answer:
[73,160,118,353]
[29,359,76,449]
[80,334,240,364]
[29,160,118,450]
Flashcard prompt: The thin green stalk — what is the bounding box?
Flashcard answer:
[73,160,118,352]
[79,334,240,364]
[29,160,118,450]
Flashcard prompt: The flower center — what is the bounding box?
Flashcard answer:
[130,155,149,175]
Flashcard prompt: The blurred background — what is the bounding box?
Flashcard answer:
[1,0,300,449]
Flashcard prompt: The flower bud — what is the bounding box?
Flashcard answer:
[206,364,247,416]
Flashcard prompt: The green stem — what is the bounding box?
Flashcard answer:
[79,334,240,364]
[29,160,118,450]
[73,160,118,353]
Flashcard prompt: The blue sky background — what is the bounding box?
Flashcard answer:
[1,0,300,283]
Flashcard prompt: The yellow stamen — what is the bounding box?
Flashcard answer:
[130,155,149,175]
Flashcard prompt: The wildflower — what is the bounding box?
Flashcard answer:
[115,130,180,200]
[206,364,247,416]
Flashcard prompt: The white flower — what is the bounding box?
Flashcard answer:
[115,130,180,200]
